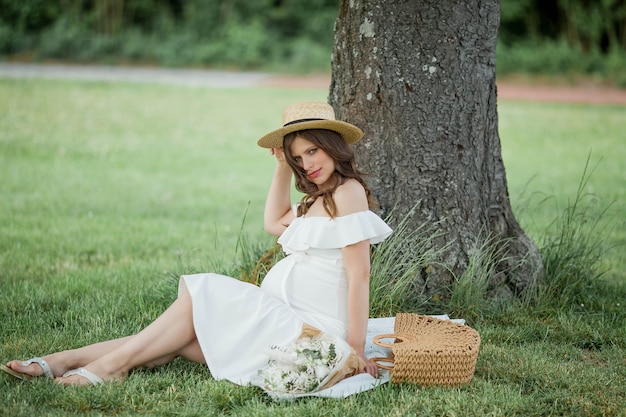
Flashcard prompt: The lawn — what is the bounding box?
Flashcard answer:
[0,78,624,416]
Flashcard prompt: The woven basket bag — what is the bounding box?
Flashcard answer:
[371,313,481,386]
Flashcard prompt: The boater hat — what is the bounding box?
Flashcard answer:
[257,101,363,148]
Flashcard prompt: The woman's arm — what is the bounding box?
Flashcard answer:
[342,239,378,377]
[335,180,378,377]
[263,147,295,237]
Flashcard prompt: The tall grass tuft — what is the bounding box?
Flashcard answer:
[368,209,450,317]
[448,235,511,320]
[529,156,613,311]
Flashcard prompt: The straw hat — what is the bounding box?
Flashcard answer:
[257,101,363,148]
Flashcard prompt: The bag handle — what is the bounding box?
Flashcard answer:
[369,356,394,371]
[372,333,416,348]
[370,333,416,371]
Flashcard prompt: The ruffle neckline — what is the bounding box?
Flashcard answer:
[277,210,392,253]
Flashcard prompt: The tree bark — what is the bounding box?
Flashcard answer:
[330,0,543,297]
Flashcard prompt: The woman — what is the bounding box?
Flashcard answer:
[2,101,392,392]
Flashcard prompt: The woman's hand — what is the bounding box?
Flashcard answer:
[270,147,286,164]
[359,351,378,378]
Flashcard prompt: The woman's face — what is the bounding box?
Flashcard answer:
[289,135,336,190]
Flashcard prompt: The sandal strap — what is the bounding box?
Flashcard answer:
[21,357,54,379]
[62,368,104,386]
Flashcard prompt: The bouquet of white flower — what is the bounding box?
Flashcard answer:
[252,325,364,400]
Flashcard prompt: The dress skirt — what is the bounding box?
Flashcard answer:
[179,273,303,385]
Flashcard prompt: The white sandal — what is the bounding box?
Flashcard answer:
[0,357,54,381]
[22,357,55,379]
[62,368,104,386]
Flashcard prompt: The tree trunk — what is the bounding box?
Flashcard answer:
[329,0,543,297]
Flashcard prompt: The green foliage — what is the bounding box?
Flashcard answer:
[499,0,626,52]
[0,0,339,71]
[0,17,14,52]
[496,0,626,83]
[496,38,626,85]
[38,17,89,59]
[211,19,274,68]
[1,0,623,80]
[0,0,61,32]
[604,47,626,87]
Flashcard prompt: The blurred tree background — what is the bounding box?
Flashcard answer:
[0,0,624,84]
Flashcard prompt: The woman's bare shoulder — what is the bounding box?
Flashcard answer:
[333,179,368,216]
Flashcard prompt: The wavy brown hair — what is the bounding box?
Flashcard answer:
[283,129,375,218]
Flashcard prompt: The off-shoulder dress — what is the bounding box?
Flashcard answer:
[178,210,392,385]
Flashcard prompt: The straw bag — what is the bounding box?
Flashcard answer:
[371,313,480,386]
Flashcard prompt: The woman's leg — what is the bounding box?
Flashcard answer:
[5,336,133,378]
[57,289,204,385]
[6,334,205,378]
[143,339,205,369]
[8,285,206,380]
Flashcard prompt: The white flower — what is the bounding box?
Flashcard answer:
[314,364,330,379]
[267,347,298,363]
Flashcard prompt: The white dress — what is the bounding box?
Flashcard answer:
[178,210,392,386]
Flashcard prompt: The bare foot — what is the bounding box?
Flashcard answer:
[5,354,71,379]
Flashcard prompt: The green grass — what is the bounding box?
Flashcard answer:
[1,78,625,416]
